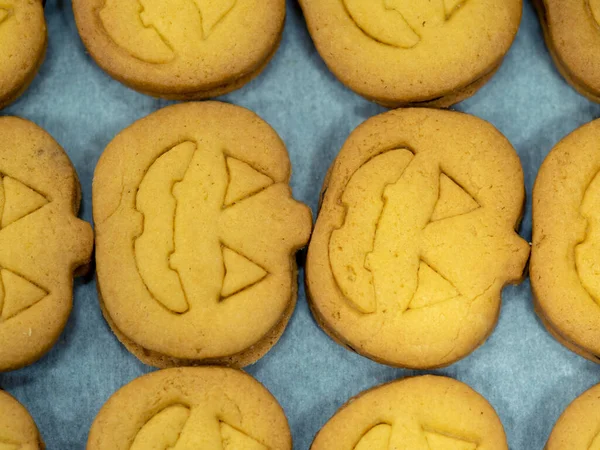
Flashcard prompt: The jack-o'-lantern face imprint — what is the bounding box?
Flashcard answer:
[311,376,508,450]
[94,102,312,366]
[531,119,600,362]
[99,0,237,64]
[308,109,529,369]
[88,367,291,450]
[73,0,285,101]
[0,117,93,372]
[134,140,282,314]
[130,404,268,449]
[343,0,469,48]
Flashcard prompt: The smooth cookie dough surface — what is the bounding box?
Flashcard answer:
[311,375,508,450]
[0,117,93,372]
[534,0,600,102]
[87,367,291,450]
[0,0,46,109]
[0,391,44,450]
[532,119,600,363]
[307,108,529,369]
[299,0,521,107]
[546,383,600,449]
[72,0,285,99]
[93,102,312,368]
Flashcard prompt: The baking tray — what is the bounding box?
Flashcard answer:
[1,1,599,448]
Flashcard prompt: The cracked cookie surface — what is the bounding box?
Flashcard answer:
[87,367,291,450]
[0,117,93,371]
[72,0,284,99]
[298,0,521,107]
[0,390,44,450]
[532,119,600,363]
[93,102,312,368]
[311,375,507,450]
[546,383,600,449]
[0,0,46,109]
[307,108,529,369]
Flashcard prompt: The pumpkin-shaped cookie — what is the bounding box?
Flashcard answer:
[307,108,529,369]
[299,0,521,107]
[535,0,600,102]
[532,119,600,363]
[0,117,93,371]
[87,367,291,450]
[0,390,44,449]
[546,383,600,449]
[312,375,508,450]
[72,0,285,99]
[93,102,312,368]
[0,0,46,109]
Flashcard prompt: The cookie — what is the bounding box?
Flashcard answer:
[87,367,291,450]
[531,119,600,363]
[0,390,44,449]
[534,0,600,102]
[312,375,507,450]
[0,117,93,371]
[307,108,530,369]
[546,383,600,449]
[298,0,521,108]
[72,0,285,100]
[93,102,312,368]
[0,0,46,109]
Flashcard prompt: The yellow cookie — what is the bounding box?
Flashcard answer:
[311,375,508,450]
[0,117,93,372]
[307,108,530,369]
[87,367,291,450]
[72,0,285,99]
[0,0,46,109]
[299,0,521,107]
[0,390,44,450]
[93,102,312,368]
[531,119,600,363]
[534,0,600,102]
[546,383,600,449]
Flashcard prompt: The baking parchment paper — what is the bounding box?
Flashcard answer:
[1,1,599,448]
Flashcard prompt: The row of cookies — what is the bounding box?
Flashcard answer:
[1,103,598,372]
[3,367,599,449]
[4,0,600,109]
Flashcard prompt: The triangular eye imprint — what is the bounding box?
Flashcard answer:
[0,175,49,229]
[221,246,267,299]
[430,173,479,222]
[130,404,191,450]
[408,260,459,310]
[424,430,478,449]
[220,421,268,449]
[224,157,274,207]
[354,423,391,450]
[195,0,237,39]
[0,269,49,321]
